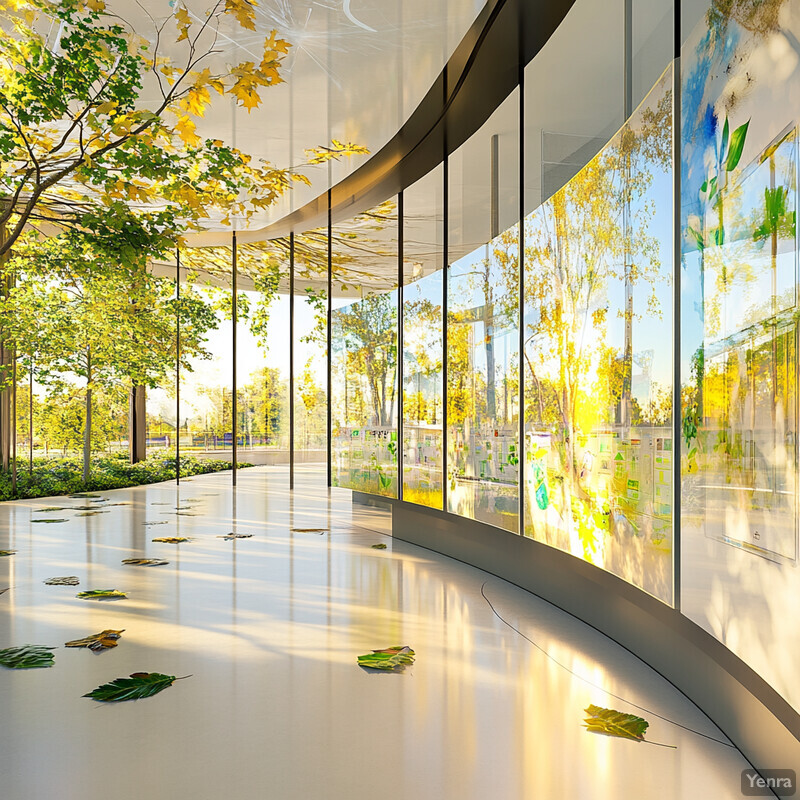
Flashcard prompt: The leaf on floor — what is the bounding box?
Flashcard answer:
[152,537,190,544]
[151,502,171,506]
[40,506,67,512]
[0,644,56,669]
[122,558,169,566]
[31,518,68,523]
[291,528,328,534]
[175,512,197,516]
[104,502,130,507]
[84,672,187,702]
[217,533,253,540]
[75,511,109,517]
[65,629,124,652]
[0,588,9,596]
[72,505,103,511]
[0,550,15,557]
[357,646,415,672]
[76,589,128,600]
[143,521,169,526]
[69,493,103,499]
[44,576,80,586]
[583,705,649,742]
[371,543,387,549]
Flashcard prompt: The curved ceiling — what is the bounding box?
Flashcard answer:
[111,0,487,234]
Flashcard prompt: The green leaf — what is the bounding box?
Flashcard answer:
[65,629,124,651]
[151,537,190,544]
[371,543,387,549]
[357,646,415,672]
[0,550,15,557]
[291,528,328,534]
[583,705,649,742]
[31,518,68,523]
[0,645,56,669]
[121,558,169,566]
[44,576,80,586]
[725,120,749,172]
[720,116,729,162]
[76,589,128,600]
[83,672,187,702]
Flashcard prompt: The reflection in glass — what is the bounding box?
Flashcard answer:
[523,68,674,601]
[447,228,520,531]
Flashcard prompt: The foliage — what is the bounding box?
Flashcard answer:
[76,589,127,599]
[44,576,79,585]
[0,550,15,556]
[0,0,366,257]
[0,644,56,669]
[357,646,415,672]
[371,543,387,549]
[121,558,168,566]
[217,533,252,540]
[65,629,123,651]
[583,705,649,742]
[83,671,185,702]
[152,537,190,544]
[0,452,249,501]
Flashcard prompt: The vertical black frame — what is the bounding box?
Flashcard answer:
[176,248,181,485]
[232,231,238,487]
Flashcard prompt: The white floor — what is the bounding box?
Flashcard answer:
[0,466,753,799]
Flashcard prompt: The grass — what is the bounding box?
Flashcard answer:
[0,451,253,501]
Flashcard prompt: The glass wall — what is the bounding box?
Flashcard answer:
[448,90,520,532]
[402,166,444,508]
[331,201,400,497]
[680,0,800,713]
[523,67,674,601]
[293,229,329,483]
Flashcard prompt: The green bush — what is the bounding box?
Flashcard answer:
[0,451,253,501]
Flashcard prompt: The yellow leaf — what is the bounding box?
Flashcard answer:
[224,0,257,31]
[94,100,117,115]
[263,29,290,55]
[175,115,201,146]
[81,0,106,11]
[175,5,192,41]
[192,68,225,95]
[179,85,210,117]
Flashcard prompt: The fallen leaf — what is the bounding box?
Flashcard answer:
[175,512,197,517]
[143,521,169,526]
[32,518,68,523]
[152,537,190,544]
[40,506,67,512]
[151,502,171,505]
[122,559,169,566]
[76,589,128,600]
[357,646,415,672]
[84,672,188,702]
[0,588,9,596]
[0,551,15,557]
[0,645,56,669]
[371,543,387,549]
[217,533,253,540]
[583,705,649,742]
[70,493,103,499]
[44,576,80,586]
[75,511,109,517]
[65,629,124,652]
[71,505,103,511]
[291,528,328,534]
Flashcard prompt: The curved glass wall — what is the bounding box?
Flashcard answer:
[403,167,444,508]
[680,0,800,713]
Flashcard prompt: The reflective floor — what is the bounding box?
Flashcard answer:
[0,466,752,799]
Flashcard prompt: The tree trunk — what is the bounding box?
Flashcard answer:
[83,348,92,484]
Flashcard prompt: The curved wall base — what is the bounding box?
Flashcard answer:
[376,495,800,793]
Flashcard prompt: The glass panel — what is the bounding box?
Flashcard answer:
[524,0,625,216]
[331,201,400,497]
[447,88,520,532]
[403,166,444,508]
[523,66,674,601]
[178,247,234,466]
[680,0,800,712]
[294,228,330,486]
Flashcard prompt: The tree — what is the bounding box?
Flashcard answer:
[3,229,218,480]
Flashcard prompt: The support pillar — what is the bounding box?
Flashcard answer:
[129,385,147,463]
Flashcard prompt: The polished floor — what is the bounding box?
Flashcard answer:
[0,466,753,799]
